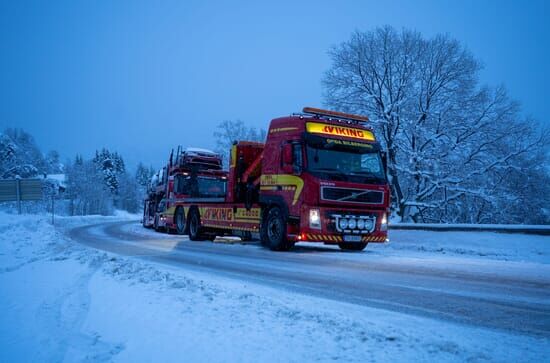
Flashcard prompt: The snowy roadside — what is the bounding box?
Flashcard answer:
[0,213,548,362]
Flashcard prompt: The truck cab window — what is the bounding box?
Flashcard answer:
[175,175,189,194]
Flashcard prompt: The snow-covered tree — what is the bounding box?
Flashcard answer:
[135,162,153,189]
[65,150,144,216]
[93,148,126,194]
[135,162,154,205]
[117,172,141,213]
[0,129,45,178]
[45,150,63,174]
[323,26,550,224]
[65,155,113,215]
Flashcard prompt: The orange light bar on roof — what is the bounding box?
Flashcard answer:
[303,107,369,123]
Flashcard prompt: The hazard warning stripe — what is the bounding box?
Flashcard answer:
[362,236,387,242]
[305,234,345,242]
[301,234,388,242]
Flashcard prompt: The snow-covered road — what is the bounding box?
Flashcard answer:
[2,213,549,362]
[69,220,550,337]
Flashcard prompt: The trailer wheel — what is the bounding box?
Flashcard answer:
[153,215,160,232]
[188,209,206,241]
[338,242,368,251]
[142,203,149,228]
[175,207,187,235]
[260,207,294,251]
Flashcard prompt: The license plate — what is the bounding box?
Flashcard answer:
[343,235,362,242]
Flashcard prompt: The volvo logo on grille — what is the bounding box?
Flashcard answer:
[321,186,384,204]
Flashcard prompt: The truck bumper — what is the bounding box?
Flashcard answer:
[296,206,388,244]
[297,232,387,244]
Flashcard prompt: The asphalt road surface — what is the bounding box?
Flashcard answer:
[68,220,550,338]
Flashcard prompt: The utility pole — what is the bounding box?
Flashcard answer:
[444,186,448,222]
[15,177,22,214]
[51,194,55,225]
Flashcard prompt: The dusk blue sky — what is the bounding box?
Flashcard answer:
[1,0,548,169]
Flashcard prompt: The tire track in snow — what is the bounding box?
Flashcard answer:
[67,220,550,338]
[34,263,125,362]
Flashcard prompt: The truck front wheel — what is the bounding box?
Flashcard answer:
[175,207,186,235]
[338,242,368,251]
[188,209,211,241]
[154,215,162,232]
[260,207,294,251]
[188,209,202,241]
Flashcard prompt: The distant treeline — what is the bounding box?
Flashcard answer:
[0,128,154,216]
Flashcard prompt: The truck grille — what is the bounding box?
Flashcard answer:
[321,187,383,204]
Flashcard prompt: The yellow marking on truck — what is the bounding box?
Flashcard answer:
[306,122,375,141]
[230,145,237,168]
[234,208,261,220]
[164,206,176,216]
[269,127,298,134]
[325,138,374,149]
[199,207,261,224]
[306,233,345,242]
[260,174,304,205]
[201,207,233,221]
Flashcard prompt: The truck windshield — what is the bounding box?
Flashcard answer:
[306,145,386,183]
[196,177,226,198]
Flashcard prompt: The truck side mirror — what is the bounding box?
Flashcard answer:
[282,143,292,164]
[281,143,293,174]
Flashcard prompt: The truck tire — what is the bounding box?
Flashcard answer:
[142,204,150,228]
[153,215,161,232]
[175,207,187,235]
[338,242,368,251]
[260,207,294,251]
[188,209,206,241]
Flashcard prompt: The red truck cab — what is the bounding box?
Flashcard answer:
[220,107,390,250]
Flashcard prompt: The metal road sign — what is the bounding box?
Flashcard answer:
[0,178,43,213]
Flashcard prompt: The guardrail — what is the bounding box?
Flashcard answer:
[389,223,550,236]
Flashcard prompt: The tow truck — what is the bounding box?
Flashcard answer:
[145,107,390,251]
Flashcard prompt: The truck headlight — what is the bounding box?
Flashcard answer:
[381,213,388,231]
[348,218,357,229]
[309,209,321,229]
[357,219,365,230]
[338,218,348,230]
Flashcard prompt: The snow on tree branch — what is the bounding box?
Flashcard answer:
[323,26,550,224]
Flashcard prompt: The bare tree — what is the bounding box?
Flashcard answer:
[323,26,549,223]
[213,120,266,168]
